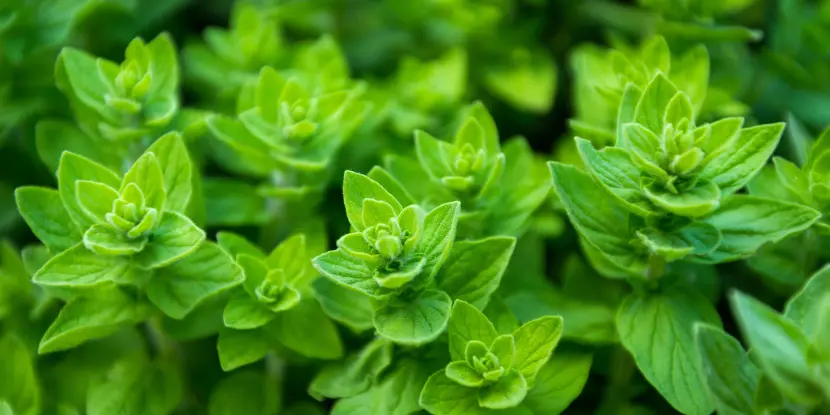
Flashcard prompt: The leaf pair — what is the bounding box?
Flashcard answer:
[56,33,179,141]
[419,300,564,414]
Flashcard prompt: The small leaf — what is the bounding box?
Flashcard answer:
[548,162,646,275]
[634,73,680,134]
[642,179,720,218]
[136,211,206,269]
[0,334,39,415]
[309,338,393,400]
[512,316,563,384]
[121,152,166,213]
[272,298,343,359]
[312,278,374,333]
[731,291,822,403]
[15,186,82,252]
[146,132,193,213]
[575,138,656,216]
[447,300,498,361]
[477,370,527,409]
[616,288,719,415]
[312,249,380,297]
[216,231,266,261]
[419,371,488,415]
[445,362,484,388]
[700,195,820,263]
[87,355,183,415]
[57,152,122,229]
[34,243,134,288]
[785,264,830,337]
[417,202,461,279]
[147,241,243,319]
[373,289,452,345]
[223,290,275,330]
[694,323,759,415]
[335,359,433,415]
[217,327,270,371]
[343,171,402,231]
[698,123,786,195]
[83,225,146,256]
[437,237,516,309]
[208,371,280,415]
[39,286,151,354]
[75,180,120,223]
[523,351,593,415]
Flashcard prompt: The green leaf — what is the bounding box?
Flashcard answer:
[548,162,646,275]
[634,73,679,134]
[136,211,205,269]
[0,334,39,415]
[146,132,193,213]
[343,171,402,231]
[208,371,282,415]
[417,201,461,277]
[87,356,183,415]
[217,327,271,371]
[482,49,557,114]
[419,371,488,415]
[57,152,121,229]
[698,123,786,195]
[223,290,275,330]
[700,195,820,263]
[312,278,374,333]
[208,371,280,415]
[446,361,484,388]
[616,288,719,415]
[272,298,343,359]
[368,166,417,207]
[512,316,563,385]
[266,234,309,284]
[312,249,379,297]
[309,338,393,400]
[447,299,498,361]
[83,225,146,256]
[575,138,656,216]
[75,180,120,223]
[203,178,268,227]
[642,179,720,218]
[523,351,593,415]
[694,323,759,415]
[730,291,822,403]
[478,371,527,409]
[374,289,452,345]
[0,401,12,415]
[415,130,455,180]
[785,264,830,337]
[335,359,433,415]
[35,119,120,173]
[147,241,243,319]
[636,222,721,261]
[33,243,134,287]
[437,237,516,309]
[15,186,82,252]
[121,153,166,212]
[39,286,151,354]
[216,231,266,261]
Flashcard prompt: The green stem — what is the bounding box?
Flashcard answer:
[596,346,637,415]
[145,315,178,361]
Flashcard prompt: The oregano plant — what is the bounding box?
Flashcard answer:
[2,1,830,414]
